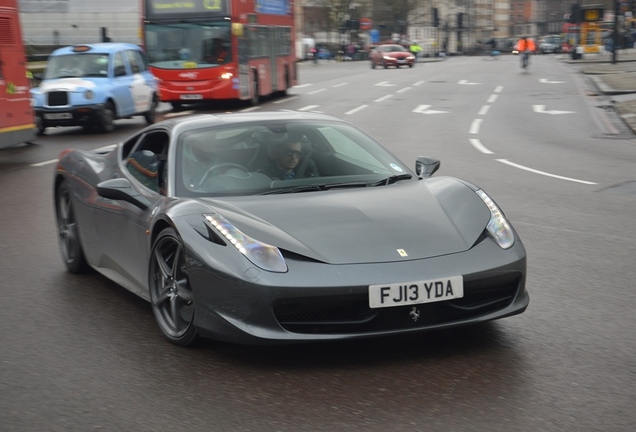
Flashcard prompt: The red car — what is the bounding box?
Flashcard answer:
[370,44,415,69]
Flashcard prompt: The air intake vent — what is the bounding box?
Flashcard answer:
[0,18,15,46]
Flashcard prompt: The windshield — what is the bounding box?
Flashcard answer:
[44,53,110,79]
[176,120,412,197]
[144,22,232,69]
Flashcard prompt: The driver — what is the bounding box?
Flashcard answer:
[183,137,218,189]
[259,137,320,180]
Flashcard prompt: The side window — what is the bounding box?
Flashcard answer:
[113,52,128,77]
[125,50,141,74]
[136,50,150,72]
[124,131,169,194]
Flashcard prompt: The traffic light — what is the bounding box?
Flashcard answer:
[432,8,439,28]
[457,12,463,29]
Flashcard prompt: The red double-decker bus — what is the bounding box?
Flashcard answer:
[0,0,35,148]
[141,0,297,109]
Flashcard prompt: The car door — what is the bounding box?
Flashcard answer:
[124,49,153,115]
[110,50,136,117]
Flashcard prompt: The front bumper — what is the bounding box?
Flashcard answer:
[187,235,528,345]
[35,104,105,128]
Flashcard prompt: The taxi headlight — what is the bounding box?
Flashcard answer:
[204,213,287,273]
[476,190,515,249]
[84,90,94,100]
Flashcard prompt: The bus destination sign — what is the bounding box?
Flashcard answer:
[145,0,229,19]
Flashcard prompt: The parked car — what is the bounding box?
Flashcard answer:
[370,44,415,68]
[539,35,562,54]
[31,43,159,135]
[53,111,528,346]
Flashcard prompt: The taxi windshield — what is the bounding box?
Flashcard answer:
[144,21,232,69]
[44,54,110,79]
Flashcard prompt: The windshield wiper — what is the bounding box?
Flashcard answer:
[261,181,368,195]
[371,174,413,186]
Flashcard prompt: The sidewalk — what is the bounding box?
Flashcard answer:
[561,49,636,133]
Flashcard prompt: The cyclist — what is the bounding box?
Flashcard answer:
[516,36,536,69]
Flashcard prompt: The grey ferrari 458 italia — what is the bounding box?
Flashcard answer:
[53,111,528,346]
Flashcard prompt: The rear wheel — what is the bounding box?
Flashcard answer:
[55,182,89,273]
[149,228,198,346]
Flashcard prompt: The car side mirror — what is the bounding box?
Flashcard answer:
[97,177,150,209]
[415,156,441,178]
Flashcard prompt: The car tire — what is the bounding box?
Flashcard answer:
[149,228,199,346]
[144,95,158,125]
[99,102,115,133]
[371,60,375,69]
[36,116,45,135]
[383,60,388,69]
[55,181,90,274]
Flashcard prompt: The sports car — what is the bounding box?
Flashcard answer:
[370,44,415,68]
[54,111,528,346]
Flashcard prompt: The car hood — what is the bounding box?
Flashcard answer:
[385,52,411,58]
[38,78,99,92]
[196,177,491,265]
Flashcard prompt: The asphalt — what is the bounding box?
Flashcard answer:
[560,49,636,133]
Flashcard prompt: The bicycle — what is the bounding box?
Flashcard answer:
[520,50,531,70]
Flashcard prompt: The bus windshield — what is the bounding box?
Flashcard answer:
[145,21,232,69]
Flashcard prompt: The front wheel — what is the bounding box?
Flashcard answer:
[144,96,158,124]
[149,228,198,346]
[99,102,115,133]
[55,182,89,273]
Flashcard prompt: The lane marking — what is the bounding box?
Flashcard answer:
[469,119,482,134]
[308,88,326,94]
[413,80,425,86]
[240,106,260,112]
[31,143,118,167]
[533,105,575,115]
[332,83,348,88]
[376,81,395,87]
[31,159,58,167]
[298,105,320,111]
[487,94,498,103]
[293,84,313,88]
[345,105,369,115]
[497,159,597,184]
[494,86,503,93]
[478,105,491,116]
[375,94,393,103]
[413,105,448,114]
[539,78,565,84]
[458,79,481,85]
[397,87,411,93]
[273,96,298,104]
[469,138,493,154]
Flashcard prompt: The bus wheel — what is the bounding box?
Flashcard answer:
[250,78,259,106]
[99,102,115,133]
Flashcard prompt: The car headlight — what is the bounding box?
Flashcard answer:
[84,89,94,100]
[204,213,287,273]
[475,190,515,249]
[383,56,393,60]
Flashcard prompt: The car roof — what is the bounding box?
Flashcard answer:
[51,43,143,56]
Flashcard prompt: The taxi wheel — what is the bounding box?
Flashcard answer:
[35,117,46,135]
[144,97,157,125]
[99,102,115,133]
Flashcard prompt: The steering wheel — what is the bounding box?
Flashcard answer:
[198,163,249,187]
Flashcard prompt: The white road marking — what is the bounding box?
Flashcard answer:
[413,81,425,86]
[533,105,575,115]
[293,83,313,88]
[539,78,565,84]
[497,159,597,184]
[494,86,503,93]
[469,138,493,154]
[332,83,348,88]
[478,105,491,116]
[397,87,411,93]
[458,79,481,85]
[345,105,369,115]
[240,106,261,112]
[164,110,195,118]
[469,119,483,134]
[412,104,448,114]
[376,81,396,87]
[273,96,298,104]
[487,94,498,103]
[31,159,58,167]
[308,88,326,94]
[298,105,320,111]
[375,94,393,103]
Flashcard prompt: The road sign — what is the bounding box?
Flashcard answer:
[360,17,372,31]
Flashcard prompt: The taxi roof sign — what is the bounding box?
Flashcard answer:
[72,45,92,53]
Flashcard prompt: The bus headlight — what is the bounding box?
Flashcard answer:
[220,72,233,80]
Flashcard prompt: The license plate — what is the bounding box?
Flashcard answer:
[44,113,72,120]
[369,276,463,309]
[180,94,203,100]
[397,59,406,63]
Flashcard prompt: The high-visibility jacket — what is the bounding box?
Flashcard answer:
[517,38,536,52]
